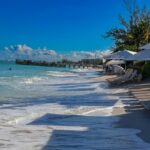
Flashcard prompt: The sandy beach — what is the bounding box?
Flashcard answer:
[92,73,150,144]
[1,0,150,149]
[0,68,150,149]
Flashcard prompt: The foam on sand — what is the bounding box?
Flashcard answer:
[0,69,149,149]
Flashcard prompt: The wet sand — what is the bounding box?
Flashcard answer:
[92,74,150,143]
[0,69,150,149]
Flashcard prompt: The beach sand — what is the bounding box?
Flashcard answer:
[1,68,150,149]
[92,73,150,144]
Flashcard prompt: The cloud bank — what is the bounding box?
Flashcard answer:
[0,44,111,62]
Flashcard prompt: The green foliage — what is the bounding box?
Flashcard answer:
[105,0,150,52]
[142,62,150,78]
[134,61,145,68]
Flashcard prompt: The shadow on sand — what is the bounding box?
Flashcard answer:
[3,80,150,149]
[27,90,150,149]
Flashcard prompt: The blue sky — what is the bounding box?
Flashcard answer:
[0,0,149,53]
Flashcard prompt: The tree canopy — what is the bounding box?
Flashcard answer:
[105,0,150,52]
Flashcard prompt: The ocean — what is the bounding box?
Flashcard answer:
[0,61,74,102]
[0,61,150,150]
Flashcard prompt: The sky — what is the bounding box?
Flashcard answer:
[0,0,149,53]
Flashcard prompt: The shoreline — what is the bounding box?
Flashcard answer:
[92,72,150,144]
[1,67,150,149]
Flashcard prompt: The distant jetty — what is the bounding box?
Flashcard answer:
[15,59,102,68]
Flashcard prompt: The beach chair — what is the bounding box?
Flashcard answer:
[136,73,142,82]
[107,69,133,83]
[118,69,138,84]
[113,65,125,75]
[108,69,137,85]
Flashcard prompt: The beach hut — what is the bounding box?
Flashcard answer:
[104,50,137,60]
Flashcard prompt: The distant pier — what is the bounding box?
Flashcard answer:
[16,59,91,68]
[15,59,102,68]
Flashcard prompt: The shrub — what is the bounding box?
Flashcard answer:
[142,62,150,78]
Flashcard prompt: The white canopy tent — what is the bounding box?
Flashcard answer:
[127,49,150,61]
[104,50,137,60]
[106,60,125,65]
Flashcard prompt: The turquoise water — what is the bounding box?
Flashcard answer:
[0,61,74,102]
[0,61,71,77]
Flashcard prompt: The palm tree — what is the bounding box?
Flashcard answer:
[104,0,150,52]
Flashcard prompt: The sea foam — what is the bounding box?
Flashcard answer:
[0,63,149,149]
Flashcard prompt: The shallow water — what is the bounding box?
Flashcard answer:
[0,61,150,150]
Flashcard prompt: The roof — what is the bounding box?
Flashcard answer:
[128,49,150,61]
[104,50,137,60]
[140,43,150,50]
[106,60,125,65]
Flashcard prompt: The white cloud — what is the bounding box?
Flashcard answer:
[0,44,111,62]
[62,51,95,62]
[2,44,33,60]
[35,48,57,56]
[63,50,112,62]
[32,48,58,61]
[0,44,58,61]
[100,49,112,57]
